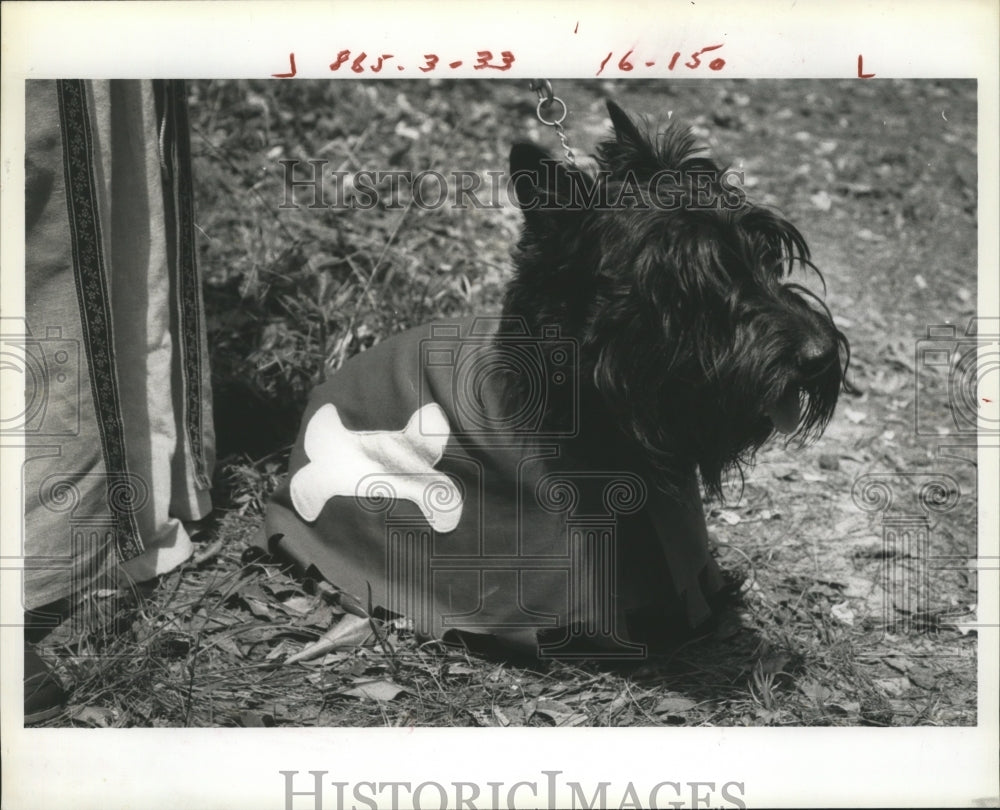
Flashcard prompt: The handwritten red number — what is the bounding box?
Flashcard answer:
[273,52,297,78]
[668,51,681,70]
[330,50,351,71]
[351,52,368,73]
[474,50,515,71]
[420,54,440,73]
[370,54,393,73]
[686,44,723,70]
[597,50,635,75]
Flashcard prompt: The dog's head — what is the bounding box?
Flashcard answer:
[504,100,853,496]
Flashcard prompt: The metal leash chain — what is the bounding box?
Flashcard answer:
[528,79,576,166]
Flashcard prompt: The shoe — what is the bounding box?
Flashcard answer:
[24,645,66,724]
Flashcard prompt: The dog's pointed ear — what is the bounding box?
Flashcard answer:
[599,100,664,176]
[509,141,552,209]
[606,100,645,145]
[509,141,590,213]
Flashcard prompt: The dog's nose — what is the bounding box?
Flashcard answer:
[797,336,836,377]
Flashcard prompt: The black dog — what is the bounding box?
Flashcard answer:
[261,101,852,658]
[505,101,851,500]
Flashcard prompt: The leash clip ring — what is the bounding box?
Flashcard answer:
[528,79,575,165]
[535,96,568,127]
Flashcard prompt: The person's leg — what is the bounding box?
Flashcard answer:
[22,79,215,721]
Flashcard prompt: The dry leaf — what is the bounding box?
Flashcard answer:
[827,700,861,717]
[906,665,938,691]
[281,595,315,615]
[798,680,833,703]
[844,407,867,424]
[653,696,697,715]
[533,697,586,726]
[493,705,527,726]
[301,602,336,629]
[212,635,245,659]
[394,122,421,140]
[192,537,226,566]
[339,679,408,702]
[883,655,911,673]
[265,639,295,661]
[285,613,376,665]
[70,706,118,727]
[810,191,833,211]
[715,509,742,526]
[242,596,275,620]
[606,694,629,715]
[831,601,856,626]
[876,677,909,697]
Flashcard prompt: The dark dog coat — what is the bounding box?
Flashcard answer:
[257,317,724,656]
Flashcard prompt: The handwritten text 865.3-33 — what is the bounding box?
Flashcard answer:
[272,50,515,77]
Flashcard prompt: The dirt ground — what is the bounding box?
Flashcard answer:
[36,78,981,728]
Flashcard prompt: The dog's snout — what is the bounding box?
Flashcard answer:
[797,335,837,377]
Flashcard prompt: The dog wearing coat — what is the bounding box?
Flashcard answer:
[259,101,852,658]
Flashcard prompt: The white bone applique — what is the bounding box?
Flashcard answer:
[290,402,463,532]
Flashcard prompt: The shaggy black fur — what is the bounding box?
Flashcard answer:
[501,100,853,498]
